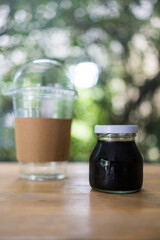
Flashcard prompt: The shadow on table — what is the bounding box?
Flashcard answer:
[7,178,66,194]
[89,188,160,210]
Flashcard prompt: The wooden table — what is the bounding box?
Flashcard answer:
[0,163,160,240]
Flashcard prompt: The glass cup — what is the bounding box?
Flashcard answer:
[8,59,77,180]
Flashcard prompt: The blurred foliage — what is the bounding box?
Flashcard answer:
[0,0,160,162]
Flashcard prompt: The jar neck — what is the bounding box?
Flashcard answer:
[97,133,136,142]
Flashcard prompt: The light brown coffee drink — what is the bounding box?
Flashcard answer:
[15,117,72,163]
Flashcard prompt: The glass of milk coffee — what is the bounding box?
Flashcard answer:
[8,59,77,180]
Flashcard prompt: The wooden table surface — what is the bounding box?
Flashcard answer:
[0,163,160,240]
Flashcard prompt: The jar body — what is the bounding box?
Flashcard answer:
[89,138,143,193]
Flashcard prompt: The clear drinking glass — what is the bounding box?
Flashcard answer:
[8,59,77,180]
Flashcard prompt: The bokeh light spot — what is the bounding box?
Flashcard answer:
[69,62,100,89]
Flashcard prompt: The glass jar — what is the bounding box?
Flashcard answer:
[89,125,143,193]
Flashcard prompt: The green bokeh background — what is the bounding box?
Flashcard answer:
[0,0,160,162]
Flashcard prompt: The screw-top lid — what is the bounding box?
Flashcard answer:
[94,125,138,134]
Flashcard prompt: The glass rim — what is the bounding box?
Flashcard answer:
[97,133,136,142]
[7,86,78,98]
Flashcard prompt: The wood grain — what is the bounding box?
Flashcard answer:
[0,163,160,240]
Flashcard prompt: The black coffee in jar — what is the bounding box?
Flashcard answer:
[89,125,143,193]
